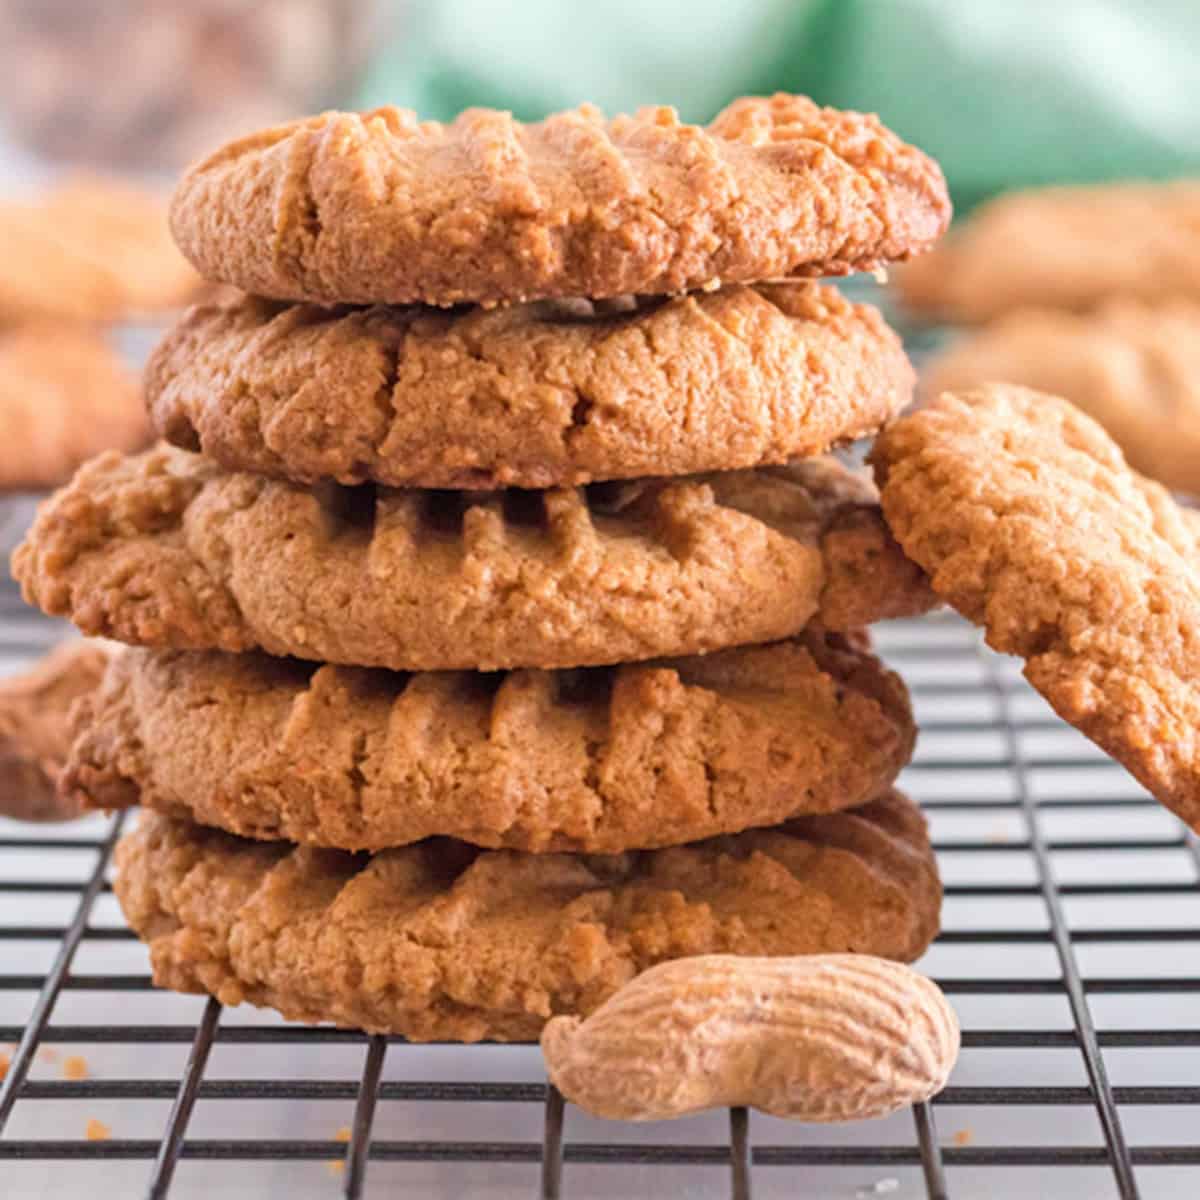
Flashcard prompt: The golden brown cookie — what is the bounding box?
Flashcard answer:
[148,282,914,489]
[0,640,111,822]
[894,181,1200,323]
[0,325,147,491]
[114,788,941,1041]
[0,176,202,324]
[14,447,935,671]
[65,631,914,853]
[872,384,1200,831]
[170,94,950,307]
[920,301,1200,496]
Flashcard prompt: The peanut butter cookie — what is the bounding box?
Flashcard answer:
[0,640,111,822]
[114,787,941,1041]
[0,176,202,324]
[872,383,1200,831]
[148,282,913,489]
[170,94,950,307]
[895,181,1200,323]
[920,301,1200,496]
[66,631,914,853]
[0,325,147,490]
[14,448,934,671]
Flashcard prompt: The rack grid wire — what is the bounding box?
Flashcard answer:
[0,587,1197,1200]
[0,295,1198,1198]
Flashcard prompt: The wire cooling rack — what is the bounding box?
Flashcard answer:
[0,279,1194,1200]
[0,586,1197,1200]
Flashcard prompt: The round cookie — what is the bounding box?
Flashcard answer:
[66,631,914,853]
[0,177,201,325]
[894,181,1200,323]
[872,383,1200,832]
[170,94,950,307]
[14,448,935,672]
[0,325,147,491]
[114,788,941,1041]
[0,640,112,823]
[148,282,914,490]
[920,301,1200,496]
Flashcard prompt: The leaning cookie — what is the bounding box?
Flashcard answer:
[114,788,941,1041]
[148,282,914,490]
[919,301,1200,496]
[0,325,147,491]
[872,383,1200,831]
[0,640,112,822]
[14,448,934,671]
[65,631,913,853]
[170,94,950,307]
[894,181,1200,323]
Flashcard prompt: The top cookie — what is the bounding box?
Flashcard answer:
[170,94,951,306]
[872,383,1200,832]
[895,181,1200,323]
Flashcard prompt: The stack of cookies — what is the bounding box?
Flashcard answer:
[14,94,953,1041]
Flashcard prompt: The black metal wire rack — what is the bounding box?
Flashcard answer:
[0,588,1197,1200]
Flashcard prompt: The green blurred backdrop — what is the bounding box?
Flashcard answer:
[361,0,1200,212]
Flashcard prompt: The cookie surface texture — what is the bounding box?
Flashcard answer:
[872,383,1200,830]
[148,282,914,489]
[14,448,934,670]
[66,631,914,852]
[170,94,950,306]
[114,789,941,1041]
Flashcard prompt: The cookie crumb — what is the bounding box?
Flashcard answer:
[63,1055,89,1080]
[0,1053,9,1082]
[86,1118,111,1141]
[953,1127,974,1146]
[326,1125,353,1174]
[37,1047,58,1064]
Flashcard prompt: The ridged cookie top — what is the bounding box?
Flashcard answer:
[872,384,1200,832]
[66,631,914,853]
[114,788,941,1041]
[895,181,1200,322]
[920,300,1200,496]
[148,282,914,489]
[14,448,934,671]
[170,94,950,306]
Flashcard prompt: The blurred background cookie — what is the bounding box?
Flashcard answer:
[0,324,147,492]
[0,638,111,822]
[0,175,203,324]
[892,182,1200,324]
[919,301,1200,496]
